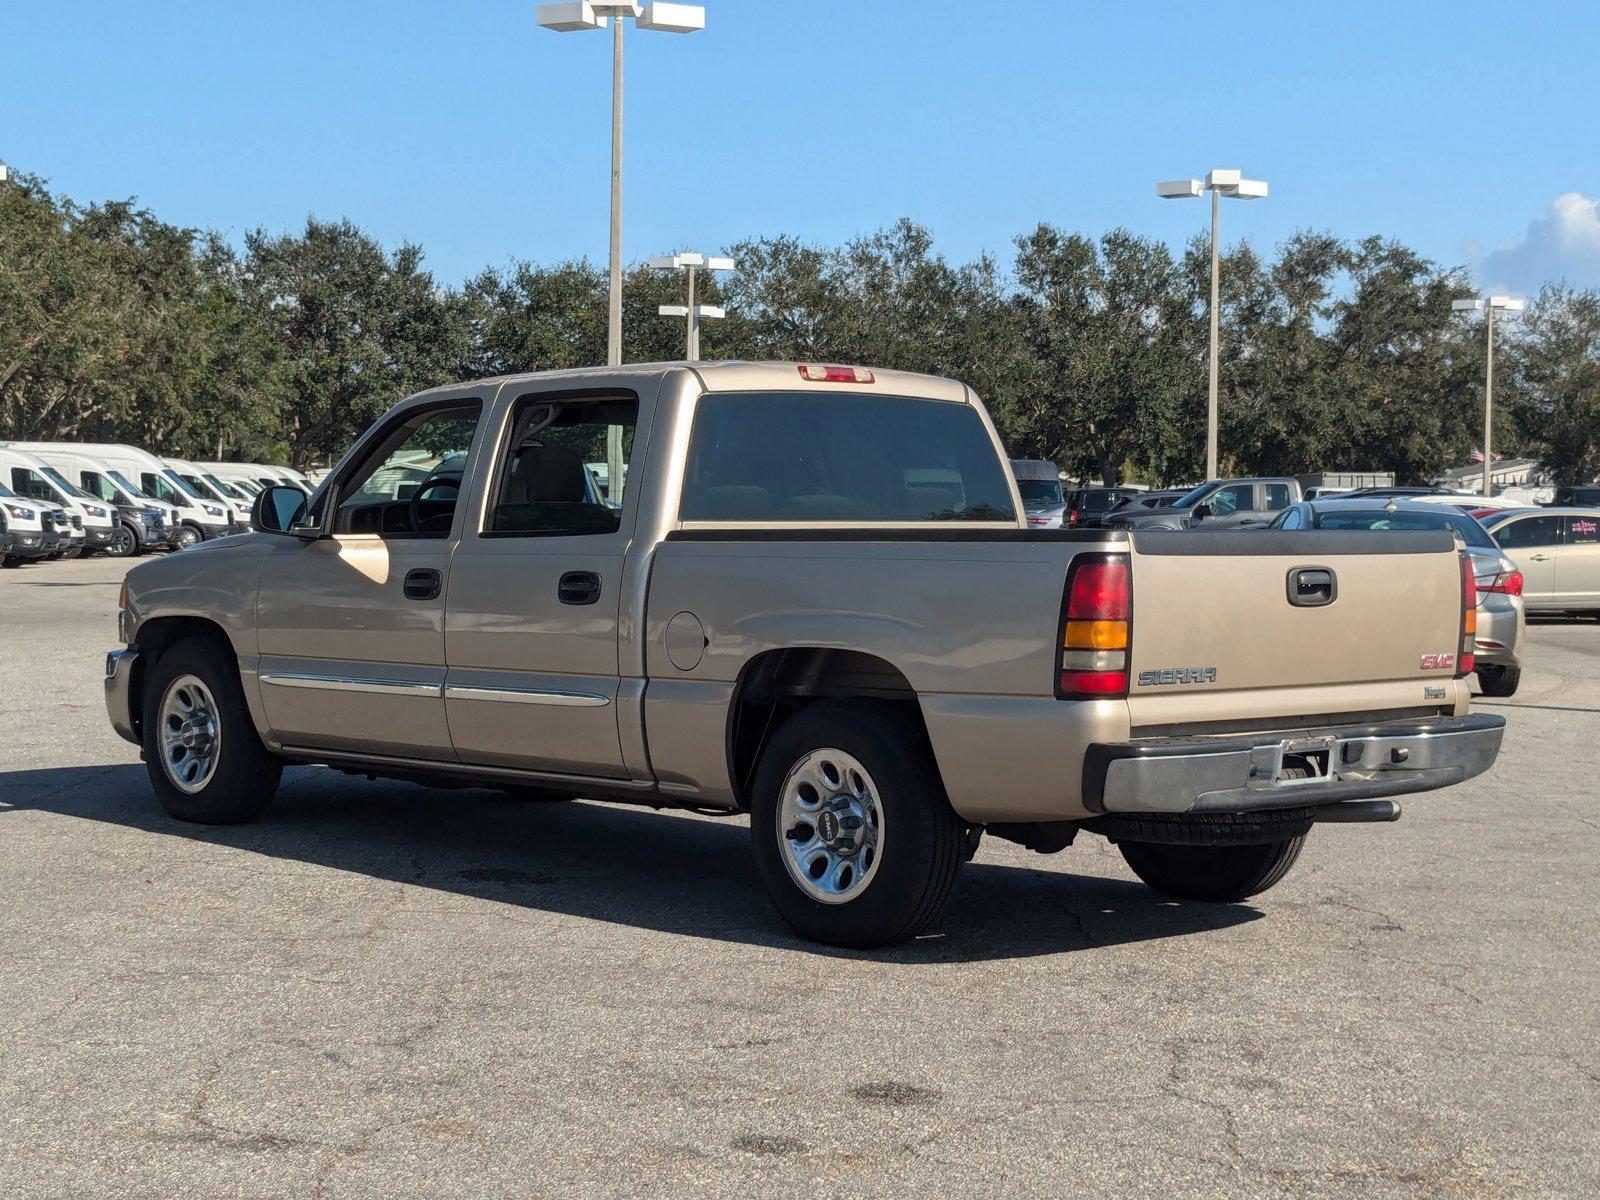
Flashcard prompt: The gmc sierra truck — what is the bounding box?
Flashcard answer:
[105,362,1504,948]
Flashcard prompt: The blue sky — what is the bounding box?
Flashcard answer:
[7,1,1598,293]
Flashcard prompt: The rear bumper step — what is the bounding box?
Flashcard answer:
[1085,713,1504,815]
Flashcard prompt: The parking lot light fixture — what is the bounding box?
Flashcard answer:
[1452,295,1526,497]
[649,251,734,359]
[1157,168,1269,479]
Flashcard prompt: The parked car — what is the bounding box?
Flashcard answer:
[4,444,186,552]
[1479,509,1600,618]
[1107,476,1301,530]
[1009,459,1066,528]
[1063,485,1142,528]
[1548,485,1600,507]
[1270,498,1526,696]
[1106,488,1186,515]
[106,361,1503,949]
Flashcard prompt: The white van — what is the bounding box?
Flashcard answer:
[0,446,109,557]
[2,444,177,555]
[8,443,231,546]
[199,461,313,496]
[0,480,69,565]
[163,457,252,523]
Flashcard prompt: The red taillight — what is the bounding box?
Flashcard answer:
[797,364,875,384]
[1478,569,1523,596]
[1468,508,1500,520]
[1057,554,1131,699]
[1456,553,1477,678]
[1067,508,1080,527]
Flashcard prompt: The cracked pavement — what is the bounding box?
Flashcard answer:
[2,555,1597,1197]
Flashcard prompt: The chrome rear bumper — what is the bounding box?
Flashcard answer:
[1086,712,1505,814]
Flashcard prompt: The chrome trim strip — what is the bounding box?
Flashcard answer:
[443,683,611,708]
[260,672,443,698]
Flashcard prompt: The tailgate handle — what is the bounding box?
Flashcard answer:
[1288,567,1337,607]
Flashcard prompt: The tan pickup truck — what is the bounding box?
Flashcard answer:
[105,362,1504,947]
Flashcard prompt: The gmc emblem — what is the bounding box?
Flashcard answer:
[1419,653,1456,671]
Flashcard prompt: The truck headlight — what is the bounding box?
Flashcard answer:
[4,504,29,519]
[203,503,224,516]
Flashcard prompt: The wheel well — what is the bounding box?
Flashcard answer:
[129,617,236,738]
[725,648,929,809]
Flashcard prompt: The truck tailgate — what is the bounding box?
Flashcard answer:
[1126,530,1468,730]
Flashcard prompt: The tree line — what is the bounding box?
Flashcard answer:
[2,172,1596,484]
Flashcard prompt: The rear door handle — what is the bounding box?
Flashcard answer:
[1529,554,1552,562]
[403,568,442,601]
[558,571,602,605]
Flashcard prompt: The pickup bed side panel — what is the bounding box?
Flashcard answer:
[642,536,1131,822]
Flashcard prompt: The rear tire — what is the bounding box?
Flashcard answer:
[1476,665,1521,698]
[1119,836,1306,903]
[141,636,281,823]
[750,700,965,949]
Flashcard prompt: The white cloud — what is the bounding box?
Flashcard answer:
[1475,192,1600,295]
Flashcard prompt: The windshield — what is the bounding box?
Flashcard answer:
[41,466,92,500]
[0,481,18,500]
[162,469,202,499]
[203,474,246,500]
[1314,507,1495,548]
[1170,482,1214,509]
[1016,480,1063,505]
[230,478,262,496]
[108,470,150,500]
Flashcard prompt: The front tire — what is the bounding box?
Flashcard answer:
[1476,665,1521,697]
[1119,836,1306,903]
[106,525,138,557]
[174,524,203,549]
[750,700,965,949]
[141,637,282,823]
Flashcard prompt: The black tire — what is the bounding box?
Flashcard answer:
[1119,835,1306,903]
[1476,665,1521,698]
[141,636,282,823]
[2,555,24,568]
[106,524,138,558]
[750,700,965,949]
[174,523,203,549]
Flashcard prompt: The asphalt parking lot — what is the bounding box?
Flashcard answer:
[2,554,1597,1198]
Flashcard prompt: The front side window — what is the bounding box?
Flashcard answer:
[141,471,192,507]
[1494,516,1562,549]
[1207,484,1254,516]
[332,404,481,537]
[680,393,1016,523]
[10,468,55,503]
[484,396,636,536]
[81,472,118,504]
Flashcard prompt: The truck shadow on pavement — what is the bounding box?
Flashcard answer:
[3,763,1262,962]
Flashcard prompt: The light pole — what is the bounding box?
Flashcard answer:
[536,3,704,498]
[1452,295,1525,497]
[535,2,706,368]
[649,252,733,359]
[1157,169,1268,479]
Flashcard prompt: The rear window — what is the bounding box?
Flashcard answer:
[1314,507,1495,548]
[1076,490,1130,512]
[679,393,1016,523]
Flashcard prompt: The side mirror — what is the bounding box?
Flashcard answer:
[1193,503,1212,521]
[251,485,314,537]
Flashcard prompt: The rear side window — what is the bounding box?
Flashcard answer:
[1566,515,1599,545]
[680,393,1016,523]
[1264,483,1292,509]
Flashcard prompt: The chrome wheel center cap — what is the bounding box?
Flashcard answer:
[819,798,865,855]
